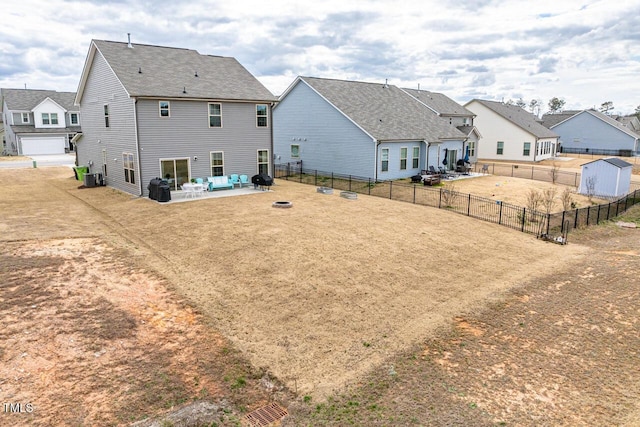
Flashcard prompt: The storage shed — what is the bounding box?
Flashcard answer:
[578,157,633,198]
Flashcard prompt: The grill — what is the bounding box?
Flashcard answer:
[251,173,273,189]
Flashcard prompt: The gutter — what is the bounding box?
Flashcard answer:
[133,97,143,196]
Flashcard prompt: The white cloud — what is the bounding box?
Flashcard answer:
[0,0,639,113]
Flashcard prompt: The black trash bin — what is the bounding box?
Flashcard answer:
[157,181,171,203]
[147,177,163,200]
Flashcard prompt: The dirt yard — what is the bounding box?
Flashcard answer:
[1,165,639,426]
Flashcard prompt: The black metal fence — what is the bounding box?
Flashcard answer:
[274,163,640,240]
[560,147,638,157]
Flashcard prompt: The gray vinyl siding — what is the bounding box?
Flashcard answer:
[554,112,639,152]
[376,141,424,180]
[136,99,272,195]
[273,81,376,178]
[579,160,632,197]
[77,50,139,194]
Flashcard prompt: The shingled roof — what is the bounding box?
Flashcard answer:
[540,110,581,128]
[470,99,558,138]
[553,110,640,139]
[402,88,474,117]
[77,40,276,103]
[296,77,467,142]
[2,88,78,112]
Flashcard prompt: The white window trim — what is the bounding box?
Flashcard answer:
[159,101,170,118]
[381,148,389,172]
[257,149,269,175]
[21,113,29,124]
[256,104,268,128]
[70,112,79,125]
[123,152,135,185]
[400,146,408,170]
[412,146,420,169]
[208,103,222,128]
[104,104,110,128]
[291,144,300,158]
[210,151,225,176]
[42,113,50,125]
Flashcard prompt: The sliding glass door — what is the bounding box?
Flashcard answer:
[160,158,190,191]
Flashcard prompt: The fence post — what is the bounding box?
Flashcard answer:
[389,180,393,199]
[574,209,579,229]
[546,213,550,235]
[616,199,620,216]
[596,204,601,224]
[521,208,526,232]
[315,169,318,186]
[300,167,303,183]
[586,206,590,226]
[498,202,503,224]
[531,167,534,180]
[439,188,442,208]
[331,172,334,188]
[413,185,416,204]
[561,210,566,234]
[349,175,352,192]
[607,202,611,221]
[368,178,371,195]
[467,194,471,216]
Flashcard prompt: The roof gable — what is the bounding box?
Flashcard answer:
[582,157,633,169]
[1,88,78,111]
[467,99,558,139]
[295,77,467,142]
[76,40,277,103]
[402,88,474,117]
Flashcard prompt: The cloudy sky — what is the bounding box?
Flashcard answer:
[1,0,639,114]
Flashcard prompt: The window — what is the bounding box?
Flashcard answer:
[50,113,58,125]
[42,113,50,125]
[257,149,269,175]
[210,151,224,176]
[104,104,110,128]
[523,142,531,156]
[123,153,135,184]
[159,101,170,117]
[256,104,268,127]
[468,141,476,157]
[291,144,300,158]
[381,148,389,172]
[400,147,407,170]
[70,113,79,125]
[21,113,29,123]
[412,146,420,169]
[208,103,221,127]
[496,141,504,155]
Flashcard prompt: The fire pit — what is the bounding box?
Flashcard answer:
[272,201,293,208]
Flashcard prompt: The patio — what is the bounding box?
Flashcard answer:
[163,185,270,203]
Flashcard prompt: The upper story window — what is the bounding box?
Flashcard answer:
[412,146,420,168]
[523,142,531,156]
[497,141,504,155]
[400,147,408,170]
[381,148,389,172]
[21,113,29,124]
[159,101,170,117]
[70,113,79,125]
[104,104,110,128]
[256,104,268,127]
[208,103,222,127]
[41,113,58,125]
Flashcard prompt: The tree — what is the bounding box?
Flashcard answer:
[548,97,566,114]
[529,99,542,116]
[599,101,614,115]
[515,97,526,109]
[635,105,640,119]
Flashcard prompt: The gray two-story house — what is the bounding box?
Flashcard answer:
[75,39,277,196]
[273,77,468,181]
[1,88,81,155]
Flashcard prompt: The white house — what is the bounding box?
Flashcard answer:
[465,99,559,162]
[1,88,81,155]
[578,157,633,198]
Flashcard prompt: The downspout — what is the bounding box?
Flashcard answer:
[270,102,275,176]
[425,141,431,170]
[374,139,379,181]
[133,97,143,196]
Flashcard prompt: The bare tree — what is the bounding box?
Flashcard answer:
[529,99,542,117]
[541,187,558,214]
[515,97,526,109]
[441,182,459,208]
[585,176,597,202]
[560,187,574,211]
[599,101,614,115]
[548,162,560,184]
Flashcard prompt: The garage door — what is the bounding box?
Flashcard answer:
[21,137,66,155]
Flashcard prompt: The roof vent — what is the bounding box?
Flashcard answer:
[138,67,142,74]
[383,79,389,89]
[127,33,133,48]
[182,86,187,94]
[195,71,199,77]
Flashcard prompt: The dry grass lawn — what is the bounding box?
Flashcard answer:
[1,165,638,426]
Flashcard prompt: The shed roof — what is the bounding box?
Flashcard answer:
[296,77,467,142]
[78,40,276,103]
[582,157,633,169]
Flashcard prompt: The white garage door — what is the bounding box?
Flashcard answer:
[21,137,66,155]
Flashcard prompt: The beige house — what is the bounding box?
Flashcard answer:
[465,99,559,162]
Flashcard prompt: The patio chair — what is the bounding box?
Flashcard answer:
[239,174,250,187]
[428,166,439,175]
[481,164,490,174]
[229,174,241,188]
[181,184,196,199]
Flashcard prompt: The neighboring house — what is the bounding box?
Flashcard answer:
[273,77,469,181]
[612,114,640,133]
[1,88,81,155]
[578,157,632,198]
[75,39,277,196]
[465,99,559,162]
[545,110,640,156]
[402,88,481,164]
[0,115,5,153]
